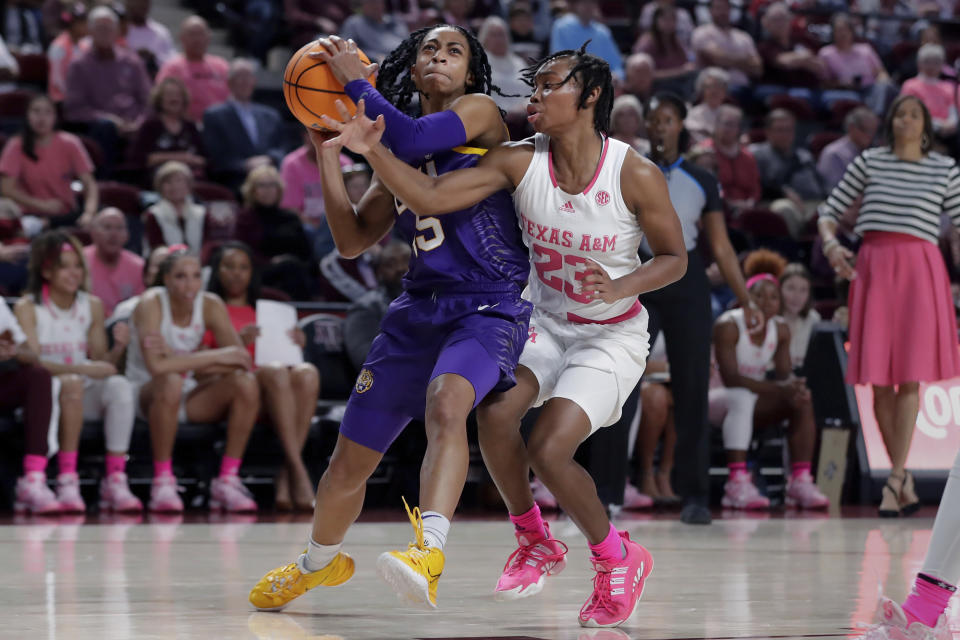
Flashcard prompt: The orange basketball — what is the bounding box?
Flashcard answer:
[284,40,376,131]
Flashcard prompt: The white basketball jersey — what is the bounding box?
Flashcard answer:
[512,134,644,322]
[126,287,205,386]
[32,291,91,365]
[721,308,780,380]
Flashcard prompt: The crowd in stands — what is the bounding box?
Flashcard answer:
[0,0,958,514]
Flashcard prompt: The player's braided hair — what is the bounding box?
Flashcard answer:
[376,25,503,113]
[521,41,614,134]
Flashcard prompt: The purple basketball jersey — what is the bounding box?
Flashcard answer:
[393,146,528,292]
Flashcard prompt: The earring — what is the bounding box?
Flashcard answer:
[922,134,929,148]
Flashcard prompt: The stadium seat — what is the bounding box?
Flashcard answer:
[298,312,355,401]
[193,180,237,204]
[98,181,141,215]
[13,53,48,88]
[829,99,865,129]
[768,93,816,122]
[808,131,843,161]
[0,89,33,119]
[739,207,790,238]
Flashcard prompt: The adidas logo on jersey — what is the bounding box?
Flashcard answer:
[559,200,575,214]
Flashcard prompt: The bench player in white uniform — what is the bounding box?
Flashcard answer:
[709,252,828,511]
[126,246,260,513]
[322,44,687,628]
[14,231,140,513]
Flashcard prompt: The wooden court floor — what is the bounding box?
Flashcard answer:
[0,510,953,640]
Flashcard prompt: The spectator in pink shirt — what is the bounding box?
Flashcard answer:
[83,207,144,316]
[901,44,957,148]
[46,3,88,103]
[125,0,176,73]
[155,16,229,123]
[817,13,896,115]
[691,0,762,95]
[0,94,98,233]
[280,132,352,260]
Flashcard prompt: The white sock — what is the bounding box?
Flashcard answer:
[421,511,449,550]
[299,537,342,573]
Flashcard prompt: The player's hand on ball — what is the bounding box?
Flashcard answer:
[320,98,385,154]
[310,36,379,85]
[582,258,621,303]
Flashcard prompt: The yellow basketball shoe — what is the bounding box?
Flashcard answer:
[375,498,445,608]
[248,551,355,611]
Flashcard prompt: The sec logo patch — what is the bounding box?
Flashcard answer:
[595,190,611,206]
[355,368,374,394]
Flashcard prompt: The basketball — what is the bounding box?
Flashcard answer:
[283,40,376,131]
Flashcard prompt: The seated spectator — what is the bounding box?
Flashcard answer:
[634,6,696,86]
[708,250,828,510]
[779,263,821,370]
[817,106,878,191]
[0,296,59,515]
[15,230,141,513]
[700,104,761,214]
[755,2,823,102]
[124,0,175,73]
[508,1,545,62]
[143,161,213,253]
[83,207,144,316]
[441,0,471,30]
[280,133,350,260]
[318,245,379,303]
[343,161,371,205]
[691,0,762,96]
[900,44,957,146]
[129,76,206,182]
[479,16,530,121]
[749,109,827,237]
[610,95,649,154]
[64,7,151,133]
[625,335,679,509]
[283,0,350,50]
[156,16,229,123]
[235,165,314,300]
[205,241,319,511]
[639,0,694,50]
[5,0,44,53]
[0,94,98,233]
[202,58,285,191]
[622,52,654,104]
[110,244,168,322]
[864,0,913,58]
[344,239,411,372]
[47,3,87,103]
[340,0,408,63]
[126,246,260,513]
[685,67,729,145]
[894,22,947,84]
[817,13,896,115]
[550,0,624,80]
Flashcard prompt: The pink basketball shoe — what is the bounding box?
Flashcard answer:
[579,532,654,628]
[210,475,258,512]
[14,471,61,515]
[721,474,771,510]
[148,475,184,513]
[785,471,830,509]
[56,473,86,513]
[494,523,568,601]
[623,483,653,510]
[856,597,951,640]
[98,472,143,513]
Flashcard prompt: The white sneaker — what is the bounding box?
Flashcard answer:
[856,597,951,640]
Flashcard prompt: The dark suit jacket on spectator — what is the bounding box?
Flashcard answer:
[202,100,285,189]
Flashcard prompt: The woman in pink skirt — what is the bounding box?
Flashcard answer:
[818,94,960,517]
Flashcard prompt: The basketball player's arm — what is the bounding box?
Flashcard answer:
[595,154,687,298]
[714,320,782,395]
[312,136,396,258]
[87,296,123,368]
[193,294,253,374]
[11,297,107,377]
[703,211,764,333]
[361,142,522,216]
[133,292,246,376]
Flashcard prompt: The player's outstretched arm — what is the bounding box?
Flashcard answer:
[586,153,687,299]
[320,99,524,216]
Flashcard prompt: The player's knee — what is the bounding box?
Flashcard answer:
[154,373,184,407]
[323,454,367,493]
[527,438,565,479]
[58,374,84,402]
[425,391,471,432]
[231,371,260,405]
[292,364,320,394]
[105,374,133,397]
[258,364,289,388]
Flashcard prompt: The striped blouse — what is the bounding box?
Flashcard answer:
[819,147,960,245]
